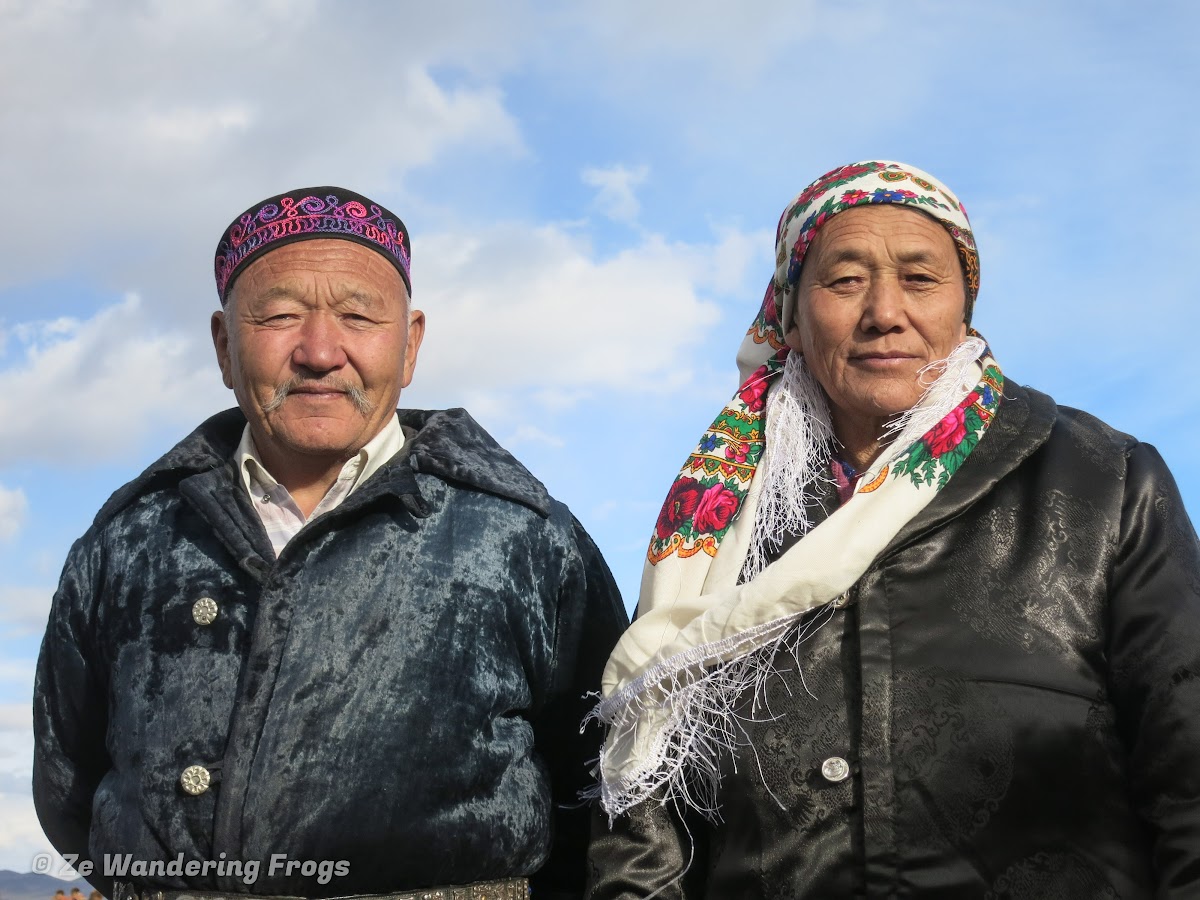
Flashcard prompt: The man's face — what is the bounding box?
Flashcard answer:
[211,239,424,466]
[785,205,968,427]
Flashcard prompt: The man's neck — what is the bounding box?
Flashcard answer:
[255,446,355,518]
[236,415,403,520]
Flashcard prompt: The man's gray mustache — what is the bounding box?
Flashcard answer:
[264,377,374,415]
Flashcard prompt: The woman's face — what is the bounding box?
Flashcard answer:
[785,205,968,431]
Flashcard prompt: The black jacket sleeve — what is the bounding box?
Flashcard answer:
[531,517,629,900]
[32,533,112,892]
[1108,442,1200,895]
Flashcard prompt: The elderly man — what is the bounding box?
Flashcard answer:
[33,187,627,900]
[586,162,1200,898]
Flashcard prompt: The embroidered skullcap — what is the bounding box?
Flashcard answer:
[213,186,412,304]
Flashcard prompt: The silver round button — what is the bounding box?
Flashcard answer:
[821,756,851,783]
[192,597,219,626]
[830,593,850,609]
[180,764,211,795]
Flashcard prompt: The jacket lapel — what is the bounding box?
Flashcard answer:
[880,381,1058,558]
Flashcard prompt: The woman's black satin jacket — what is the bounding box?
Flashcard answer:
[587,383,1200,899]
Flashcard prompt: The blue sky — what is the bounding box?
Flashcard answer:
[1,0,1197,869]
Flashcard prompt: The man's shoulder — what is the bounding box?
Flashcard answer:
[91,408,246,530]
[397,407,557,520]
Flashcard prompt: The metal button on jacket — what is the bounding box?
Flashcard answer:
[180,764,211,795]
[192,597,218,626]
[821,756,851,783]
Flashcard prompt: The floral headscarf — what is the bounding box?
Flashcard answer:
[654,161,979,570]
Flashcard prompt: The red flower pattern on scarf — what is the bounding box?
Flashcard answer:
[738,368,770,412]
[925,392,978,457]
[656,480,705,540]
[693,483,740,534]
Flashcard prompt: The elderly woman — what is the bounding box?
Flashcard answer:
[585,161,1200,898]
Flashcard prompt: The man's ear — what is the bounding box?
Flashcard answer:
[401,309,426,389]
[211,309,235,390]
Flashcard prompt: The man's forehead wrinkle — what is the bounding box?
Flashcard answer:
[238,282,308,313]
[240,278,396,309]
[259,284,305,301]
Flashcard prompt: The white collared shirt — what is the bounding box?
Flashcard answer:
[234,414,405,557]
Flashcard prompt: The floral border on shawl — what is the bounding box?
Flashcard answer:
[745,283,788,350]
[648,352,786,564]
[890,364,1003,490]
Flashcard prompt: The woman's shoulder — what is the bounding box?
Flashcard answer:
[1007,382,1141,471]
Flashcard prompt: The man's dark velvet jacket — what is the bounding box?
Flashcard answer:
[33,407,628,898]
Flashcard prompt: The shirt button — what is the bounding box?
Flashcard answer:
[821,756,851,783]
[192,597,219,626]
[180,764,211,795]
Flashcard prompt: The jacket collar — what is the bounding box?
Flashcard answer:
[94,406,552,528]
[881,380,1058,557]
[393,407,552,517]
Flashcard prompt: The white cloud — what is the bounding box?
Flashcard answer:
[0,789,52,874]
[141,103,253,145]
[543,0,825,83]
[582,164,649,223]
[0,484,28,542]
[708,226,774,296]
[0,657,38,705]
[0,586,52,639]
[502,425,565,450]
[531,388,590,412]
[0,1,528,292]
[0,703,32,736]
[405,222,743,411]
[0,704,48,873]
[0,294,229,466]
